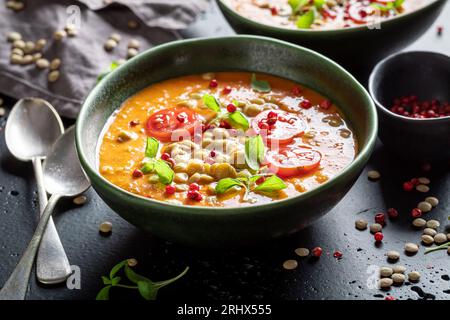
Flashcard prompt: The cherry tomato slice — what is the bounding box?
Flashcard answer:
[265,147,321,177]
[348,3,374,24]
[146,107,198,142]
[251,110,306,145]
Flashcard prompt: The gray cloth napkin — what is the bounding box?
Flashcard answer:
[0,0,208,119]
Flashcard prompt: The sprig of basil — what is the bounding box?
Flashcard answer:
[296,9,315,29]
[254,175,287,193]
[228,110,249,130]
[141,158,174,185]
[145,137,159,158]
[215,178,245,194]
[245,135,265,171]
[202,94,221,112]
[288,0,309,13]
[251,74,271,93]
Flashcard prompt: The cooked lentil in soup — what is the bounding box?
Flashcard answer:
[98,72,357,207]
[224,0,428,30]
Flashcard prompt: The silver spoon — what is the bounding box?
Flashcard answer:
[0,126,91,300]
[4,98,71,284]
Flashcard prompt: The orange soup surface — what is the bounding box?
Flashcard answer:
[99,72,357,207]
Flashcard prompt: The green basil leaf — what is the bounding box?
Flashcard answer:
[202,94,221,112]
[245,135,265,171]
[125,265,153,284]
[141,159,155,174]
[101,276,112,285]
[109,260,127,279]
[215,178,245,194]
[96,286,111,300]
[394,0,404,8]
[145,137,159,158]
[228,110,249,130]
[313,0,325,9]
[251,74,271,93]
[254,175,287,193]
[154,159,174,185]
[288,0,309,12]
[137,281,158,300]
[111,276,121,286]
[296,9,315,29]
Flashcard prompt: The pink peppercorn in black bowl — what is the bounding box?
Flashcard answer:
[369,51,450,163]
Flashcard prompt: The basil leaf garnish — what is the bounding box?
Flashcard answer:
[153,159,174,185]
[228,110,249,130]
[145,137,159,158]
[215,178,244,194]
[251,74,271,93]
[296,9,315,29]
[245,135,265,171]
[288,0,309,12]
[202,94,221,112]
[254,175,287,192]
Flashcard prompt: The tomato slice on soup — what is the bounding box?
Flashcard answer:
[146,107,198,142]
[347,3,374,24]
[265,146,321,177]
[252,110,306,145]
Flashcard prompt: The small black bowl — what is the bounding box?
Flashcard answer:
[369,51,450,163]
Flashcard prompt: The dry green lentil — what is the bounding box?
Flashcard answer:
[404,242,419,254]
[21,55,33,64]
[104,38,117,51]
[33,53,42,61]
[423,228,437,237]
[408,271,420,282]
[294,248,310,257]
[392,273,406,284]
[50,58,61,70]
[417,201,432,213]
[434,233,447,244]
[99,221,112,234]
[11,48,23,56]
[424,196,439,207]
[426,219,440,229]
[418,177,430,184]
[367,170,381,180]
[421,234,434,245]
[379,266,393,277]
[127,258,138,267]
[370,223,382,233]
[392,265,406,274]
[73,195,87,205]
[10,54,22,64]
[387,250,400,260]
[412,218,426,228]
[36,58,50,69]
[127,48,138,59]
[35,38,47,51]
[0,107,5,117]
[109,33,121,43]
[53,30,67,41]
[416,184,429,193]
[13,39,25,49]
[128,39,140,49]
[48,70,60,82]
[23,41,35,54]
[7,31,21,42]
[355,219,368,230]
[379,278,393,289]
[282,259,298,270]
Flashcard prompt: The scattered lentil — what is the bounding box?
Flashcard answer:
[421,234,434,245]
[434,233,447,244]
[392,273,406,284]
[412,218,426,228]
[408,271,421,282]
[127,258,138,267]
[355,219,368,230]
[35,38,47,51]
[99,221,112,234]
[48,70,60,82]
[423,228,437,237]
[294,248,310,257]
[104,38,117,51]
[127,48,138,59]
[404,242,419,254]
[36,58,50,69]
[7,31,21,42]
[21,55,33,64]
[282,259,298,270]
[73,195,87,205]
[424,196,439,207]
[379,266,393,277]
[370,223,382,233]
[13,39,25,49]
[367,170,380,180]
[387,250,400,261]
[0,107,5,117]
[392,265,406,274]
[379,278,393,289]
[416,184,429,193]
[53,30,67,41]
[109,33,121,43]
[50,58,61,70]
[417,201,432,213]
[426,219,440,229]
[128,39,140,49]
[418,177,430,185]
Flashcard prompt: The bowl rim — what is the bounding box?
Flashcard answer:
[76,35,378,215]
[216,0,444,35]
[368,50,450,123]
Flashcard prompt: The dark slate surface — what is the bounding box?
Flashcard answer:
[0,1,449,300]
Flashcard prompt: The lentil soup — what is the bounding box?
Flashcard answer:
[223,0,428,30]
[98,72,357,207]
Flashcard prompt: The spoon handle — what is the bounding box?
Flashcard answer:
[0,194,62,300]
[32,157,71,284]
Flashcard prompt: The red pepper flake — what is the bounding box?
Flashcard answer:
[319,99,332,110]
[219,120,231,129]
[189,183,200,191]
[411,208,422,218]
[255,176,265,185]
[267,111,278,118]
[403,181,414,192]
[300,99,312,109]
[437,25,443,36]
[387,208,399,219]
[209,150,216,157]
[374,213,385,225]
[222,86,232,95]
[129,119,140,127]
[389,95,449,118]
[311,247,322,258]
[333,251,343,259]
[187,190,203,201]
[176,113,186,123]
[226,103,236,113]
[132,169,143,178]
[165,185,175,195]
[161,152,170,161]
[267,117,277,125]
[258,121,270,130]
[374,232,384,242]
[209,79,218,88]
[385,296,396,301]
[291,86,302,96]
[270,6,278,15]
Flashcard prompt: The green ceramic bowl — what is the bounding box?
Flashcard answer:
[217,0,447,79]
[76,36,377,247]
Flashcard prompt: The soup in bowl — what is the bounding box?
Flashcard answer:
[76,36,377,246]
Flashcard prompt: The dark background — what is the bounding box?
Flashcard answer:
[0,1,449,300]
